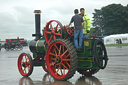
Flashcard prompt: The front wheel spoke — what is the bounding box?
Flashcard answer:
[23,67,26,73]
[21,59,24,63]
[25,56,28,62]
[27,65,30,71]
[26,62,30,66]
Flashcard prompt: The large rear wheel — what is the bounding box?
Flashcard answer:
[46,39,78,80]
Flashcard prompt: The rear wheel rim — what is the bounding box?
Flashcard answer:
[18,53,33,76]
[46,41,71,79]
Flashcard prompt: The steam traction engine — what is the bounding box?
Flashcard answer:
[17,10,108,81]
[4,39,23,51]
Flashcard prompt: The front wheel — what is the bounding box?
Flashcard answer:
[18,53,33,77]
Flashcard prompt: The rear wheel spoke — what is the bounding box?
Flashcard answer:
[62,63,69,70]
[61,49,68,57]
[56,65,60,73]
[51,58,56,61]
[53,48,57,56]
[66,53,70,58]
[60,65,63,75]
[63,68,65,75]
[49,52,56,56]
[66,62,70,68]
[54,45,59,51]
[59,45,62,55]
[63,59,71,61]
[54,64,58,69]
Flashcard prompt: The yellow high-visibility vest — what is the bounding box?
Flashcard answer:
[82,13,91,34]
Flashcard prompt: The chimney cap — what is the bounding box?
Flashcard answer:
[34,10,41,14]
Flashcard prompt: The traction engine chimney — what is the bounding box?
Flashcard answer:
[33,10,41,41]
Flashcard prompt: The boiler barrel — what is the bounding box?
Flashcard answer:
[29,40,46,53]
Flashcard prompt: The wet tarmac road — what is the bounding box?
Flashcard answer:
[0,46,128,85]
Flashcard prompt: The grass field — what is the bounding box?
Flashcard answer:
[105,43,128,46]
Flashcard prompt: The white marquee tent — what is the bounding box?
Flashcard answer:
[104,33,128,45]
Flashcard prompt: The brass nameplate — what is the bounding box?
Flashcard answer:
[84,41,89,46]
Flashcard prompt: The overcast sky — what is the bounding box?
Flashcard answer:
[0,0,127,40]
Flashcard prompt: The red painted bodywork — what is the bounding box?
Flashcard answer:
[5,38,25,44]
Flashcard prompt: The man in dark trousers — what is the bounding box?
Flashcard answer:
[68,9,84,51]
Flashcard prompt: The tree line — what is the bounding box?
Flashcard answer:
[90,4,128,36]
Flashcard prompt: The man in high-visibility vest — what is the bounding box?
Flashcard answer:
[80,8,91,38]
